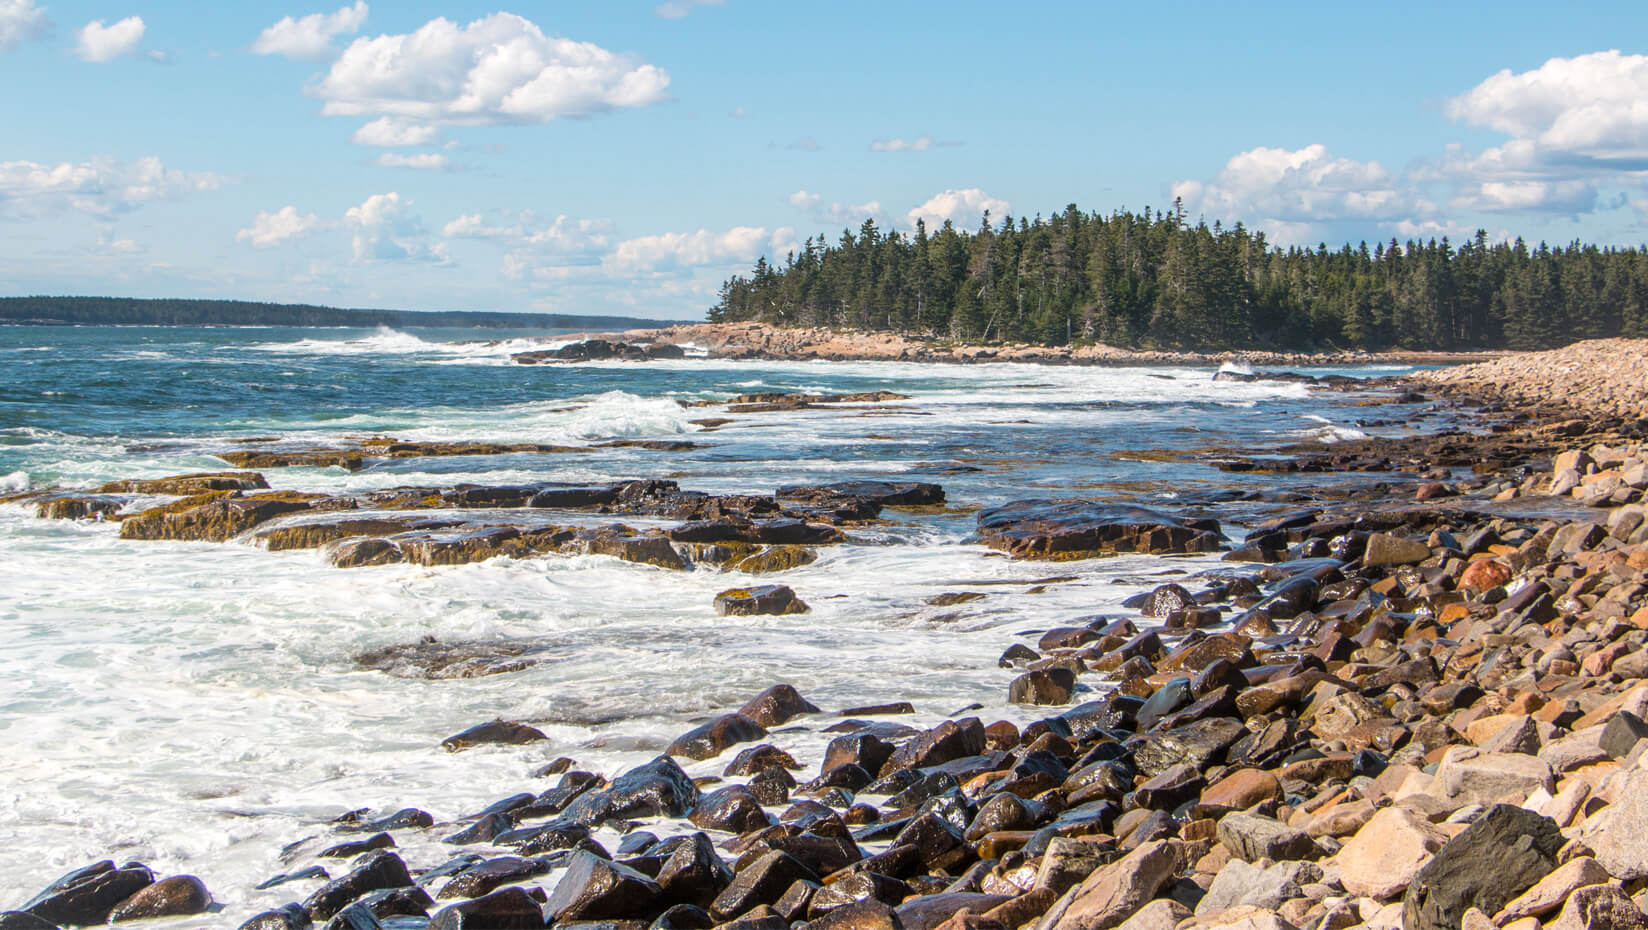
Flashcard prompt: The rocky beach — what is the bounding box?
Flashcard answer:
[3,329,1648,930]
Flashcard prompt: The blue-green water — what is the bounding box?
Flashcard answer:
[0,324,1419,922]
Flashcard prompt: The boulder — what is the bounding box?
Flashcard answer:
[1215,814,1315,862]
[1112,900,1191,930]
[1403,804,1563,930]
[1195,860,1306,915]
[975,500,1221,559]
[561,755,701,824]
[427,887,547,929]
[1338,806,1447,899]
[1548,884,1648,930]
[1049,839,1182,930]
[1362,533,1431,567]
[1433,748,1553,803]
[739,685,821,727]
[688,786,770,834]
[108,875,210,922]
[237,905,311,930]
[1010,669,1076,705]
[709,852,818,922]
[715,586,811,616]
[544,851,661,921]
[304,852,413,922]
[441,719,548,752]
[1584,768,1648,880]
[656,832,733,908]
[20,864,154,927]
[1496,857,1612,922]
[438,858,545,900]
[1198,769,1282,815]
[667,714,768,761]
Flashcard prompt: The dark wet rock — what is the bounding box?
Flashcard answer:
[709,852,818,922]
[1008,669,1074,705]
[809,872,910,916]
[762,835,863,876]
[1137,584,1195,618]
[303,851,413,922]
[725,745,800,776]
[22,863,153,927]
[656,833,733,909]
[887,773,963,810]
[439,857,547,900]
[257,867,330,890]
[98,471,271,495]
[668,714,768,761]
[563,755,701,825]
[975,500,1221,559]
[748,767,797,806]
[1131,763,1205,811]
[714,585,811,616]
[1132,716,1246,776]
[322,887,433,930]
[893,812,967,871]
[963,793,1046,842]
[427,887,547,929]
[106,874,211,923]
[880,718,985,777]
[445,814,515,846]
[803,763,873,792]
[1134,678,1192,731]
[839,702,916,717]
[320,833,395,858]
[777,481,945,507]
[509,822,596,856]
[328,538,406,568]
[238,904,313,930]
[583,534,688,571]
[442,720,548,752]
[544,851,661,921]
[739,685,821,727]
[120,491,321,542]
[1403,804,1564,930]
[689,786,771,834]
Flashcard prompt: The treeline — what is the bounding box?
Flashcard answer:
[0,297,675,331]
[710,203,1648,350]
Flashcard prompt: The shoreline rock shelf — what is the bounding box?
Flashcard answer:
[4,339,1648,930]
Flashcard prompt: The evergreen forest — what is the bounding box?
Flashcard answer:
[709,203,1648,350]
[0,296,674,331]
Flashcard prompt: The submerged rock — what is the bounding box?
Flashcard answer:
[714,585,811,616]
[441,720,548,752]
[975,500,1222,559]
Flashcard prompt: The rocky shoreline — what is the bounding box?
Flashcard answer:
[513,323,1505,368]
[4,340,1648,930]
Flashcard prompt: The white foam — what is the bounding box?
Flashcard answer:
[1217,360,1255,376]
[0,470,27,492]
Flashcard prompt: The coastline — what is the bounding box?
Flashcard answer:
[4,339,1648,929]
[542,321,1508,368]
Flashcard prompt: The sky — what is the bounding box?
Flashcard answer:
[2,1,1648,320]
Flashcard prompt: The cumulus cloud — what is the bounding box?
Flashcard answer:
[906,188,1010,230]
[313,13,671,132]
[605,226,769,274]
[655,0,722,19]
[1169,144,1428,227]
[0,0,48,52]
[251,1,368,60]
[236,205,323,248]
[444,210,614,281]
[377,152,449,170]
[75,16,144,62]
[345,192,447,263]
[1446,51,1648,161]
[0,155,225,219]
[787,190,821,209]
[351,116,438,146]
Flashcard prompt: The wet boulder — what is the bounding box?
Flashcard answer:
[237,905,312,930]
[112,877,215,916]
[119,492,320,542]
[739,685,821,727]
[324,887,433,929]
[328,538,405,568]
[563,755,701,824]
[427,887,547,929]
[777,481,945,507]
[303,851,414,922]
[544,851,660,921]
[1008,669,1075,705]
[689,786,772,834]
[21,863,154,927]
[441,720,548,752]
[656,833,734,908]
[822,733,896,777]
[975,500,1222,559]
[725,745,800,776]
[439,857,547,900]
[879,718,986,777]
[667,714,768,761]
[714,585,811,616]
[709,852,818,923]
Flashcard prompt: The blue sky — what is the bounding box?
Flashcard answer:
[2,1,1647,319]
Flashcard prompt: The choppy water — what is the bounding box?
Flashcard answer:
[0,325,1421,922]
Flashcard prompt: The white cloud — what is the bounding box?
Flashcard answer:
[655,0,723,19]
[313,13,671,131]
[871,135,934,153]
[787,190,821,209]
[0,0,48,52]
[0,155,225,219]
[351,116,438,146]
[789,190,883,226]
[1446,51,1648,161]
[75,16,145,62]
[251,1,368,60]
[236,206,323,248]
[605,226,769,274]
[345,192,448,263]
[1169,144,1424,227]
[377,152,449,170]
[906,188,1010,230]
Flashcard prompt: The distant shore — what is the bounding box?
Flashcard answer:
[559,321,1509,368]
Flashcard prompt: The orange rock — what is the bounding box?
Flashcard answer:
[1199,768,1283,813]
[1459,558,1513,591]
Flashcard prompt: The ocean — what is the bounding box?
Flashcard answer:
[0,324,1419,923]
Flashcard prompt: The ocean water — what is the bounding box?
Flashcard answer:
[0,325,1420,923]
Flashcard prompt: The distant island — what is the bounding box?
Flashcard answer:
[0,296,685,331]
[711,202,1648,352]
